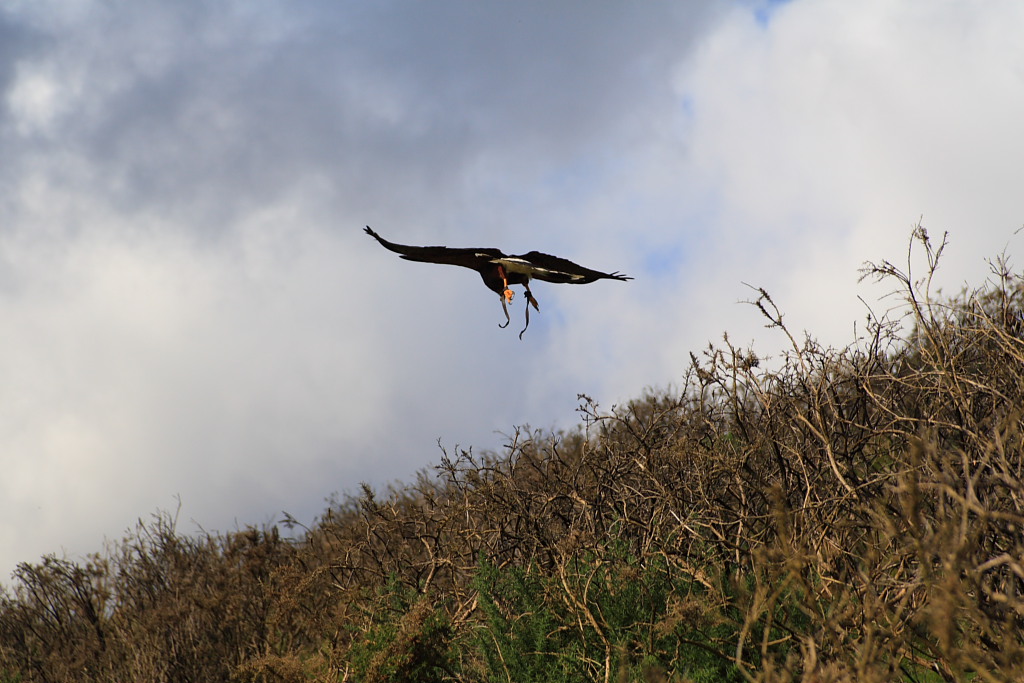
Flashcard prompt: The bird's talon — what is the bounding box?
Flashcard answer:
[504,289,514,302]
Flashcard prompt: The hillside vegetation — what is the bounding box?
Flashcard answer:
[2,228,1023,682]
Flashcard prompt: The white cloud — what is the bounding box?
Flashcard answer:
[5,64,66,135]
[666,0,1024,347]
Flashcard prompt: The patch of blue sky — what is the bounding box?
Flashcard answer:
[741,0,793,28]
[537,153,614,205]
[642,209,721,273]
[642,241,687,278]
[678,93,696,120]
[673,92,698,146]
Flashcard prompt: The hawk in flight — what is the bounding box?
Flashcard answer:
[364,226,633,338]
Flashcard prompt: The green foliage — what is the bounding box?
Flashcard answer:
[347,576,455,683]
[472,560,576,682]
[470,553,743,682]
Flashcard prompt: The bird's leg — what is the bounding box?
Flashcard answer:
[498,293,511,328]
[518,287,539,340]
[497,265,514,303]
[525,287,539,311]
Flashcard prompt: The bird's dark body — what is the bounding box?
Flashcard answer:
[363,226,632,337]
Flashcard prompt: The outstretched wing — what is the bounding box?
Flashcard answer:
[364,226,505,270]
[511,251,633,284]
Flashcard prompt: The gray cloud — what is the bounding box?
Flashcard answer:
[3,2,723,237]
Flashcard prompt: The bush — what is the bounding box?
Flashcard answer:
[2,226,1022,681]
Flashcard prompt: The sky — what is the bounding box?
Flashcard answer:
[1,0,1023,581]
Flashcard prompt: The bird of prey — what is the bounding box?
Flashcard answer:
[364,226,633,338]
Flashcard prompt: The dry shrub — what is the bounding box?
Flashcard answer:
[1,226,1022,682]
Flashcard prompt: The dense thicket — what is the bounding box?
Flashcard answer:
[2,228,1023,682]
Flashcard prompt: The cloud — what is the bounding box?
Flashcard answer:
[1,0,1023,580]
[669,0,1024,344]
